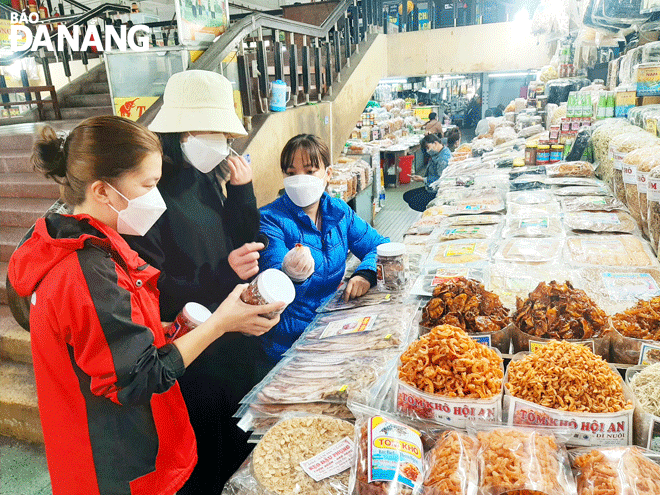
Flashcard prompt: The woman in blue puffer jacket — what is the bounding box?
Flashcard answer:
[257,134,389,367]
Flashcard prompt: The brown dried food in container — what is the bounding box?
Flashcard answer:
[622,146,660,235]
[513,280,608,340]
[611,295,660,341]
[421,277,510,333]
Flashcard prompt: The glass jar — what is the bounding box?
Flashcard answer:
[165,302,212,343]
[376,242,408,291]
[525,143,537,166]
[550,144,564,163]
[240,268,296,319]
[537,144,550,165]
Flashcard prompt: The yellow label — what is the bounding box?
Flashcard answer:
[616,91,636,107]
[637,65,660,83]
[338,385,348,393]
[113,97,160,121]
[384,334,392,341]
[373,437,422,458]
[189,50,205,63]
[445,243,476,257]
[647,118,658,136]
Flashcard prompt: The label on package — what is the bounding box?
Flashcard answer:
[471,334,492,347]
[320,315,377,338]
[638,171,650,193]
[529,339,594,353]
[649,177,660,202]
[441,226,482,237]
[601,272,660,302]
[431,267,471,286]
[623,164,638,185]
[647,416,660,452]
[444,243,476,257]
[580,239,627,259]
[507,395,632,446]
[519,217,549,229]
[580,212,621,226]
[612,150,626,170]
[300,437,355,482]
[639,342,660,365]
[397,381,501,427]
[367,416,424,490]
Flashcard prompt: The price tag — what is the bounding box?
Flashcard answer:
[300,437,355,482]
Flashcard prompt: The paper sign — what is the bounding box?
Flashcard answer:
[300,437,355,482]
[639,343,660,366]
[601,272,660,302]
[319,315,377,339]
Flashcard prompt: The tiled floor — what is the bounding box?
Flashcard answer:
[374,182,421,242]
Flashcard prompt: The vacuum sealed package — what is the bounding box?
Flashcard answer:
[543,177,606,187]
[473,426,576,495]
[316,283,404,313]
[440,214,503,227]
[424,430,479,495]
[627,364,660,451]
[563,210,638,234]
[545,161,595,178]
[502,214,564,238]
[565,235,657,267]
[571,446,660,495]
[494,237,564,264]
[426,240,491,267]
[410,265,488,298]
[223,415,355,495]
[435,223,499,241]
[561,195,627,212]
[551,185,611,196]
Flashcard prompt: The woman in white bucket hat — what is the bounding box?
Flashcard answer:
[125,69,279,493]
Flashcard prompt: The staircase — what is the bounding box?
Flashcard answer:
[46,64,114,121]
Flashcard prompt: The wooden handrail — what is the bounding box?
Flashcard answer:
[0,85,62,121]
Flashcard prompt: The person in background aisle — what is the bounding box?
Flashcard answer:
[424,112,444,137]
[444,126,462,152]
[7,116,284,495]
[404,132,456,212]
[127,70,277,493]
[475,108,494,137]
[256,134,389,371]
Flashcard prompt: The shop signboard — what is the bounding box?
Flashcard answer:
[388,5,398,26]
[418,8,430,30]
[113,97,160,121]
[175,0,230,46]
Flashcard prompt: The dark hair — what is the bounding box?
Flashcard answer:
[428,112,437,121]
[33,116,162,206]
[446,127,461,150]
[484,109,493,117]
[280,134,330,173]
[421,133,442,151]
[156,132,184,178]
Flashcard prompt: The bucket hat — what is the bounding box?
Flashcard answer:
[148,70,247,137]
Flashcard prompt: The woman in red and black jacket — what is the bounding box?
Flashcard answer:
[7,116,284,495]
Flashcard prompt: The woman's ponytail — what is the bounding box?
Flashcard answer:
[32,126,68,184]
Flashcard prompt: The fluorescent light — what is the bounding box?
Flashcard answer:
[488,72,535,78]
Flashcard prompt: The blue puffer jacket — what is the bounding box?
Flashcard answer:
[258,192,389,362]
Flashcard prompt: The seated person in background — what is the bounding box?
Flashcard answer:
[475,109,494,137]
[424,112,444,137]
[445,126,462,152]
[256,134,389,372]
[404,132,457,212]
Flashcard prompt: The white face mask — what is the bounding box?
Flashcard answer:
[105,182,167,236]
[180,133,230,174]
[283,173,326,208]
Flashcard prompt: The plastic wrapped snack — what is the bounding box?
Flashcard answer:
[627,364,660,450]
[561,195,627,212]
[572,447,660,495]
[591,120,637,183]
[502,215,564,238]
[494,238,563,264]
[622,146,660,230]
[436,224,498,241]
[563,210,638,234]
[608,130,658,203]
[565,235,656,267]
[545,161,595,178]
[552,185,611,196]
[409,266,488,298]
[475,428,575,495]
[544,177,606,187]
[426,240,491,267]
[424,430,479,495]
[648,165,660,254]
[440,214,502,227]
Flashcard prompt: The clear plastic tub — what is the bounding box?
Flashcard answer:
[511,323,611,361]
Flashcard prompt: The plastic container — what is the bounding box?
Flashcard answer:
[164,302,212,342]
[398,155,414,184]
[240,268,296,319]
[611,327,660,365]
[626,365,660,452]
[524,143,537,166]
[550,144,564,163]
[537,144,550,165]
[376,242,408,291]
[418,321,511,354]
[511,323,611,360]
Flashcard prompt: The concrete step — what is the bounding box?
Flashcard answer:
[43,105,114,121]
[0,360,43,443]
[0,436,51,494]
[0,151,33,173]
[61,93,112,108]
[1,226,28,262]
[96,70,108,83]
[0,198,54,228]
[84,81,110,94]
[0,306,31,364]
[0,132,34,153]
[0,173,60,199]
[1,262,7,305]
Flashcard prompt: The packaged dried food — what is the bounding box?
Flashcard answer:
[435,224,498,241]
[507,190,556,205]
[440,214,502,227]
[611,296,660,365]
[591,119,631,177]
[164,302,211,343]
[561,195,627,212]
[425,240,491,267]
[544,177,606,187]
[316,284,404,313]
[353,414,425,495]
[237,402,354,436]
[647,165,660,254]
[565,235,656,267]
[420,277,510,333]
[241,268,296,319]
[508,201,562,217]
[504,343,635,446]
[572,446,660,495]
[551,185,610,196]
[563,210,638,234]
[626,365,660,451]
[494,238,563,264]
[608,130,657,203]
[502,215,564,238]
[397,325,504,426]
[376,243,408,292]
[424,430,479,495]
[246,416,354,495]
[409,266,488,298]
[474,427,575,495]
[511,324,610,360]
[545,161,595,178]
[622,145,660,229]
[577,266,660,315]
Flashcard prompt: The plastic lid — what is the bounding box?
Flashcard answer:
[377,242,406,257]
[183,302,212,326]
[256,268,296,306]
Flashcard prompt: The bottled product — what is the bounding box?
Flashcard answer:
[550,144,564,163]
[537,144,550,165]
[525,143,537,166]
[240,268,296,319]
[376,242,408,291]
[165,302,212,342]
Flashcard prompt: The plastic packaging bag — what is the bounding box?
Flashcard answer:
[647,165,660,254]
[563,210,638,233]
[425,240,491,267]
[316,283,405,313]
[545,161,595,178]
[627,365,660,451]
[566,126,593,162]
[424,430,479,495]
[621,146,660,235]
[608,130,657,203]
[561,195,627,212]
[564,235,657,267]
[282,244,315,282]
[494,238,564,263]
[552,185,610,196]
[502,215,564,238]
[409,265,488,298]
